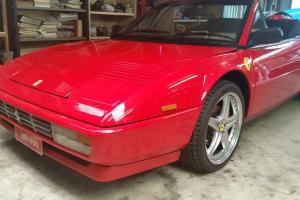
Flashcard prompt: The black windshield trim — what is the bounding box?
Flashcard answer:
[111,37,240,48]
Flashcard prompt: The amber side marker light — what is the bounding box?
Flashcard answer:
[161,104,178,112]
[51,124,91,155]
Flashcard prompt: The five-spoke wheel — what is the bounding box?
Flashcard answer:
[180,80,245,173]
[206,92,243,165]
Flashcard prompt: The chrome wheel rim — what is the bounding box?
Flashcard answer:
[206,92,243,165]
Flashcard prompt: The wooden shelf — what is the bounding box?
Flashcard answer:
[174,19,208,23]
[20,37,87,42]
[90,36,110,40]
[17,6,87,13]
[90,11,135,17]
[8,0,91,57]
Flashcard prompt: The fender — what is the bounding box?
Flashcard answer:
[196,50,255,119]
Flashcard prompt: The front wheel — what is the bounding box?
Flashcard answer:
[180,80,245,173]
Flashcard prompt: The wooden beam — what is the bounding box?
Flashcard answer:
[1,0,10,63]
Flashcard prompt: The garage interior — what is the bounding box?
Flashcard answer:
[0,0,298,63]
[0,0,300,199]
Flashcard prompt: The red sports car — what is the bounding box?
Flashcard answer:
[0,0,299,182]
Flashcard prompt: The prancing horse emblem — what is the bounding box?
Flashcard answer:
[32,80,43,87]
[243,57,252,71]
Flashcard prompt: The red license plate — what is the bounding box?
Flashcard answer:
[15,127,43,156]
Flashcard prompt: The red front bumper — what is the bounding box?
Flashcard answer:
[0,90,200,182]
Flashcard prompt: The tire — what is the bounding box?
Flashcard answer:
[180,80,245,173]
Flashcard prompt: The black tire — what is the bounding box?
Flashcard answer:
[180,80,245,173]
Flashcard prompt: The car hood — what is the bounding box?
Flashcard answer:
[1,40,234,126]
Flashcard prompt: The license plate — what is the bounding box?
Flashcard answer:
[15,127,43,156]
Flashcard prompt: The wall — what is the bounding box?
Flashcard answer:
[280,0,292,10]
[292,0,300,8]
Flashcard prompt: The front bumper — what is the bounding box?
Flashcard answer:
[0,90,200,182]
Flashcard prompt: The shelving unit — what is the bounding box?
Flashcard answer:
[8,0,90,58]
[89,0,137,40]
[6,0,138,58]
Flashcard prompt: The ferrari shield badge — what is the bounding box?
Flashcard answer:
[243,57,252,72]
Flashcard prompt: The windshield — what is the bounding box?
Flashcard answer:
[117,1,251,46]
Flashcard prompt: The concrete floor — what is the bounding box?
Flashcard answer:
[0,99,300,200]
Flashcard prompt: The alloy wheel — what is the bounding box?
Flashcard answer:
[206,92,243,165]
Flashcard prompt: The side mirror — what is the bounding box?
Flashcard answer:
[248,27,283,47]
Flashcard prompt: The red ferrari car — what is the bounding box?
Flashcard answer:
[0,0,299,182]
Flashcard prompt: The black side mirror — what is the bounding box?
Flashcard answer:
[248,27,283,47]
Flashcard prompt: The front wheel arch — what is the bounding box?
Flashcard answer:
[219,71,250,117]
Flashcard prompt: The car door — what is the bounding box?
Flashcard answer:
[247,8,300,116]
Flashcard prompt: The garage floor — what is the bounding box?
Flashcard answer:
[0,98,300,200]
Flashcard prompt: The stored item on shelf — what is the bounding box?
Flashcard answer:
[63,0,83,9]
[75,20,83,37]
[58,24,75,30]
[45,15,61,25]
[39,15,60,39]
[19,27,40,38]
[18,22,39,29]
[91,0,104,11]
[19,15,42,38]
[57,31,74,38]
[126,4,133,13]
[20,15,43,26]
[52,0,83,9]
[40,32,58,38]
[56,20,81,37]
[101,4,115,12]
[40,21,59,39]
[115,3,126,13]
[34,0,51,8]
[18,13,82,40]
[91,0,133,14]
[55,13,79,22]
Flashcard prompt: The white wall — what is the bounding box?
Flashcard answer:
[292,0,300,8]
